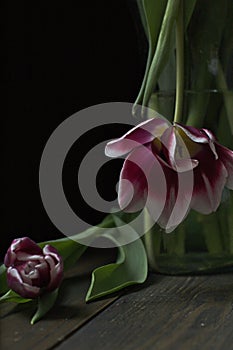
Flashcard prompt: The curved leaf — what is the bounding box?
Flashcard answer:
[31,289,58,325]
[136,0,149,38]
[183,0,197,29]
[39,238,87,270]
[142,0,180,110]
[86,216,148,302]
[38,216,115,270]
[133,0,167,113]
[134,0,197,114]
[157,0,197,93]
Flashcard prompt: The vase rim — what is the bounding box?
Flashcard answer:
[153,89,233,97]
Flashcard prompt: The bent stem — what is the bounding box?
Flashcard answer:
[173,0,184,123]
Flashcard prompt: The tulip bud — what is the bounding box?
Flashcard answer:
[4,237,63,298]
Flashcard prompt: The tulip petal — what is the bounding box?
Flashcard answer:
[105,117,170,157]
[117,144,165,213]
[35,261,50,287]
[43,245,61,260]
[47,263,63,292]
[12,237,42,255]
[174,123,210,143]
[216,144,233,190]
[15,253,44,262]
[4,237,42,267]
[163,172,193,233]
[191,156,228,214]
[148,163,193,233]
[43,245,63,291]
[161,127,199,172]
[201,128,217,141]
[117,146,151,212]
[7,267,40,299]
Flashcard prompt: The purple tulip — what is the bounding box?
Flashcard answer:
[105,117,233,232]
[4,237,63,298]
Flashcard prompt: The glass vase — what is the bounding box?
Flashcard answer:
[133,0,233,274]
[144,82,233,274]
[144,192,233,274]
[145,88,233,274]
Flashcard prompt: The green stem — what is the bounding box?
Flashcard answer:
[200,213,223,254]
[143,210,160,272]
[142,0,181,113]
[216,62,233,136]
[173,0,184,123]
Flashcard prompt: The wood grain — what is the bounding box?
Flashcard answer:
[55,273,233,350]
[0,248,118,350]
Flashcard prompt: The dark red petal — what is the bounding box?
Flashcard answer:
[201,128,217,141]
[7,267,40,299]
[47,262,63,292]
[117,144,166,214]
[4,237,42,267]
[216,143,233,189]
[148,163,194,232]
[174,123,210,143]
[191,156,228,214]
[160,127,176,166]
[105,117,170,157]
[43,245,62,263]
[34,261,50,287]
[17,262,34,285]
[14,252,44,262]
[43,245,63,291]
[161,127,199,172]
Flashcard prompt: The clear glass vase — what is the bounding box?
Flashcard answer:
[134,0,233,274]
[145,89,233,274]
[144,192,233,274]
[144,86,233,274]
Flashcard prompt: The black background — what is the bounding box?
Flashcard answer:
[2,0,146,257]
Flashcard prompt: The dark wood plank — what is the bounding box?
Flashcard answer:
[0,249,118,350]
[55,273,233,350]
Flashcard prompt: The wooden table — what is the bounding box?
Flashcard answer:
[1,250,233,350]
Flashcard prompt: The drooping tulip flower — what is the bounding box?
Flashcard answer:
[105,117,233,232]
[4,237,63,298]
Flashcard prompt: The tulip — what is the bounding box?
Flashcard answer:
[4,237,63,298]
[105,117,233,232]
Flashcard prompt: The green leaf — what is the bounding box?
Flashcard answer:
[141,0,180,111]
[0,289,32,304]
[0,264,8,295]
[30,289,59,325]
[38,215,116,270]
[133,0,168,113]
[135,0,198,114]
[157,0,197,93]
[186,0,228,126]
[39,238,87,270]
[183,0,197,29]
[86,216,148,302]
[136,0,149,38]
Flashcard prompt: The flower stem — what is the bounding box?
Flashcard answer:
[173,0,184,123]
[143,210,160,272]
[216,61,233,135]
